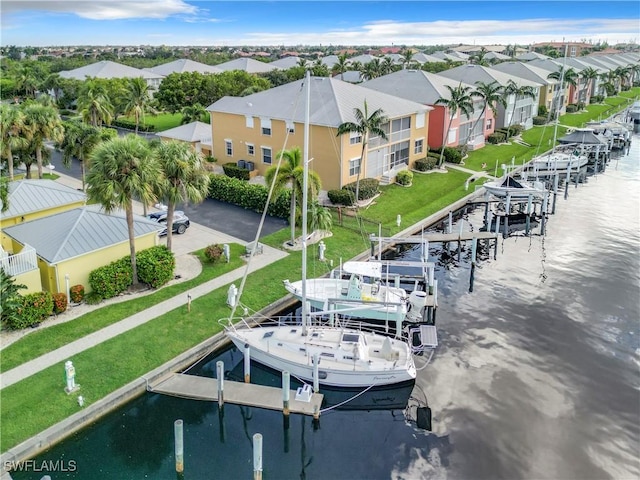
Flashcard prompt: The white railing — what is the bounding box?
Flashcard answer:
[0,244,38,276]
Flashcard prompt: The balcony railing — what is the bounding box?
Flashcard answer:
[0,244,38,277]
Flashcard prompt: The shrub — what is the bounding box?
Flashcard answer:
[84,291,103,305]
[508,124,523,137]
[396,170,413,186]
[487,132,506,144]
[205,155,217,163]
[414,156,437,172]
[566,104,579,113]
[576,102,586,110]
[111,119,155,132]
[88,257,132,299]
[11,292,54,329]
[590,95,605,104]
[137,246,175,288]
[343,178,379,200]
[327,189,355,206]
[70,284,84,303]
[209,174,290,218]
[52,292,68,314]
[533,116,547,125]
[222,162,250,180]
[537,105,548,116]
[204,244,224,263]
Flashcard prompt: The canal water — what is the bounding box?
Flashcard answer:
[13,138,639,479]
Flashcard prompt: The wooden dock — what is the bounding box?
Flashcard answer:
[149,373,324,416]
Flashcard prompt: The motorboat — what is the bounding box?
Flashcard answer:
[531,149,589,171]
[483,176,546,199]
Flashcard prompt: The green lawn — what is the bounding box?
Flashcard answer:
[122,112,184,131]
[1,88,638,453]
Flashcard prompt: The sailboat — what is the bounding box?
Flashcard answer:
[224,72,418,388]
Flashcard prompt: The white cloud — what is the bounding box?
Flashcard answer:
[2,0,197,20]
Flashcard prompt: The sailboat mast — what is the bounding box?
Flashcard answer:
[301,70,311,333]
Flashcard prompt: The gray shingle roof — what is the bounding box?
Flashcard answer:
[214,58,276,73]
[2,180,86,219]
[207,76,432,128]
[491,62,559,85]
[59,60,164,81]
[516,52,551,61]
[2,205,162,264]
[156,121,212,143]
[144,59,222,76]
[437,64,543,88]
[412,53,446,64]
[269,57,301,69]
[362,69,476,105]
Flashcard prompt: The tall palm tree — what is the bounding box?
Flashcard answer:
[470,47,489,66]
[381,57,394,75]
[464,81,505,150]
[153,141,211,252]
[435,83,474,167]
[86,135,163,287]
[41,73,63,104]
[580,66,600,99]
[123,77,154,134]
[332,54,349,80]
[0,104,29,180]
[265,146,321,246]
[401,48,414,69]
[180,103,207,124]
[503,80,537,141]
[336,101,388,205]
[548,67,579,104]
[21,102,64,179]
[57,120,106,191]
[78,78,114,127]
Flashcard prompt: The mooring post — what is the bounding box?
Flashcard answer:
[564,178,569,200]
[174,419,184,473]
[313,354,320,393]
[428,266,434,295]
[282,371,290,416]
[458,218,464,237]
[422,240,429,264]
[525,195,532,235]
[218,401,226,443]
[471,237,477,266]
[253,433,263,480]
[216,361,224,408]
[244,344,251,383]
[448,211,453,234]
[540,192,548,236]
[483,201,490,230]
[504,194,511,238]
[494,215,501,234]
[283,413,290,453]
[552,173,559,214]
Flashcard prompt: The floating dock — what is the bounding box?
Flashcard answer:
[149,373,324,416]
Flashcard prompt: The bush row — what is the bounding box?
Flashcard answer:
[327,189,355,206]
[414,156,438,172]
[11,292,54,329]
[428,146,463,164]
[222,162,250,181]
[342,178,379,201]
[208,174,290,218]
[111,119,156,132]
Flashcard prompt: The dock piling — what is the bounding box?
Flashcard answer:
[313,354,320,393]
[282,371,290,416]
[448,211,453,234]
[253,433,263,480]
[216,361,224,408]
[244,344,251,383]
[174,419,184,473]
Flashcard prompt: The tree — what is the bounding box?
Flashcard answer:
[401,49,415,69]
[57,120,108,190]
[435,83,474,167]
[0,177,9,212]
[123,77,155,134]
[580,66,601,98]
[77,78,114,127]
[265,146,321,246]
[308,200,332,233]
[180,103,207,124]
[503,80,536,141]
[332,54,349,80]
[0,268,27,327]
[86,135,163,287]
[470,47,489,66]
[21,102,64,179]
[337,101,388,205]
[0,103,29,180]
[41,73,63,104]
[153,141,211,252]
[464,81,505,151]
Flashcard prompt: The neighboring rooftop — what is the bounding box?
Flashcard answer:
[144,59,222,76]
[156,121,212,143]
[1,179,86,219]
[58,60,164,81]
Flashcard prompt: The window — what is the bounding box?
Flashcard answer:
[225,140,232,156]
[414,138,424,154]
[415,112,425,129]
[261,118,271,136]
[349,157,361,176]
[349,131,362,145]
[447,128,457,144]
[245,116,254,128]
[486,118,493,131]
[286,121,295,134]
[246,143,255,156]
[391,117,411,132]
[262,146,272,164]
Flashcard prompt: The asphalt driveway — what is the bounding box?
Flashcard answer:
[47,147,288,242]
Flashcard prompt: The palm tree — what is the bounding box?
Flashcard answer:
[308,200,332,233]
[464,81,505,151]
[86,135,163,287]
[153,141,211,252]
[548,67,579,104]
[435,83,474,167]
[78,78,114,127]
[21,102,64,179]
[336,101,388,205]
[0,177,9,212]
[381,57,394,75]
[580,66,600,99]
[296,58,308,69]
[470,47,489,66]
[503,80,537,141]
[180,103,207,124]
[265,146,321,246]
[123,77,154,134]
[332,54,349,80]
[57,120,106,191]
[41,73,63,105]
[0,104,29,180]
[401,48,414,69]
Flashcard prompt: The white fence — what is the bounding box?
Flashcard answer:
[0,244,38,276]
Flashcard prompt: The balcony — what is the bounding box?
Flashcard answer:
[0,244,38,276]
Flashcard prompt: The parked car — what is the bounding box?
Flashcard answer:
[147,210,190,236]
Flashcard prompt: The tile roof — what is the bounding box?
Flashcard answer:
[362,69,476,105]
[144,59,222,76]
[59,60,164,80]
[2,205,162,264]
[207,76,432,128]
[2,180,86,219]
[156,121,212,143]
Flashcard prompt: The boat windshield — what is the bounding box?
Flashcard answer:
[342,333,360,343]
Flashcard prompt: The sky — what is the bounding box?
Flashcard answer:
[1,1,639,47]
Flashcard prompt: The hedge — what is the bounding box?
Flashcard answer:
[566,104,579,113]
[533,116,547,126]
[222,163,250,181]
[208,174,290,218]
[414,157,437,172]
[70,284,84,303]
[10,292,54,329]
[52,292,68,314]
[487,132,506,144]
[343,178,379,200]
[327,189,355,206]
[88,257,133,300]
[137,246,175,288]
[396,170,413,186]
[111,119,156,132]
[429,146,463,164]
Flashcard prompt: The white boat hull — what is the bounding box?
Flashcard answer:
[226,324,417,388]
[484,178,546,199]
[532,152,588,171]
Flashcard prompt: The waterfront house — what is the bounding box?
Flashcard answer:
[437,64,542,130]
[206,76,432,189]
[362,69,494,151]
